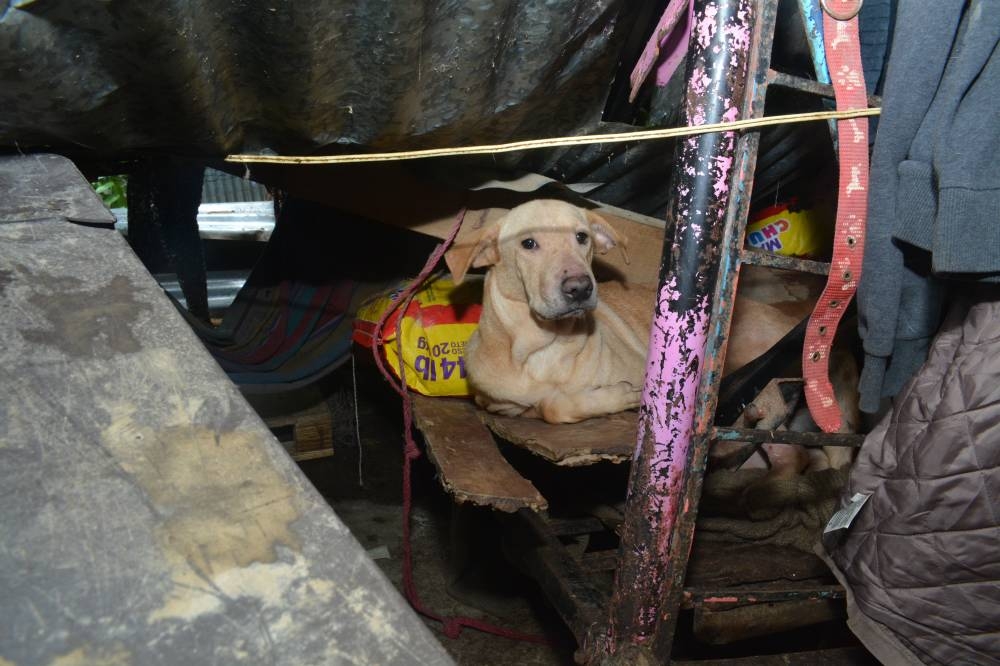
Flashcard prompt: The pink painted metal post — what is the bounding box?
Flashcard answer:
[584,0,758,662]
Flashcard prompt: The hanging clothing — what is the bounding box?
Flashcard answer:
[825,291,1000,665]
[857,0,1000,412]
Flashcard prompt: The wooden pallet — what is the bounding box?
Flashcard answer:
[263,401,337,461]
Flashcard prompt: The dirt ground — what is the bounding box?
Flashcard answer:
[328,498,577,665]
[294,364,578,665]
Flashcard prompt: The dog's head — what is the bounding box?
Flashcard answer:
[445,200,628,320]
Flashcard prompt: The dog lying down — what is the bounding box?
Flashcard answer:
[445,200,856,471]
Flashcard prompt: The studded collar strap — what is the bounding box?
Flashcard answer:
[803,0,868,432]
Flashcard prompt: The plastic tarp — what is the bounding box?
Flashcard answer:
[0,0,654,158]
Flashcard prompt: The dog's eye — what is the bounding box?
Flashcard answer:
[576,232,589,245]
[521,238,538,250]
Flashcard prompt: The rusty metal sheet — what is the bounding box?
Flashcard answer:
[0,155,452,665]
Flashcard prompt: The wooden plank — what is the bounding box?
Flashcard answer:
[674,646,876,665]
[0,153,115,225]
[411,395,547,512]
[499,510,609,639]
[694,600,846,645]
[481,410,637,466]
[682,542,844,643]
[686,542,833,589]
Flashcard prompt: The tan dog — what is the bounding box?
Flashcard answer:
[446,199,858,474]
[446,200,653,423]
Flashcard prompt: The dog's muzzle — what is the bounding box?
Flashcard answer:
[561,275,593,304]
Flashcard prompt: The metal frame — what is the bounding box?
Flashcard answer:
[492,0,869,662]
[589,1,773,661]
[503,0,863,662]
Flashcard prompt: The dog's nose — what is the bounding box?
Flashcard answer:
[562,275,593,303]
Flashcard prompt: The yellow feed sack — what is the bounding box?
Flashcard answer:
[353,275,483,396]
[746,199,833,259]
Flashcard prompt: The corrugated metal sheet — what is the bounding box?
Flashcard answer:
[201,168,270,203]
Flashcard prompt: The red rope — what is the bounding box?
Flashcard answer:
[368,208,550,645]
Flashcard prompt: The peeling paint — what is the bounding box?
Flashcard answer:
[603,0,756,657]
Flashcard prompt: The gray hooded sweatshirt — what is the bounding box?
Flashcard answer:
[858,0,1000,412]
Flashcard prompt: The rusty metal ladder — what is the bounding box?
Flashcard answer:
[493,0,875,663]
[585,0,874,661]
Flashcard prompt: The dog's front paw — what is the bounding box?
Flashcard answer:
[481,399,530,418]
[538,382,642,423]
[611,381,642,411]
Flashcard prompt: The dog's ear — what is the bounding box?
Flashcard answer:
[445,224,501,284]
[586,211,630,264]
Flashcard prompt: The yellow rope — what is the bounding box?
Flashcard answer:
[225,107,880,165]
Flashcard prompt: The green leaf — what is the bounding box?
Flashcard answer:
[91,175,128,209]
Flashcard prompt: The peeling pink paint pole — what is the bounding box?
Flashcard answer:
[585,0,757,662]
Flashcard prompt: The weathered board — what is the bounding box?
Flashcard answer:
[0,152,114,226]
[0,154,453,666]
[685,542,843,645]
[262,401,337,462]
[481,411,637,466]
[412,395,547,512]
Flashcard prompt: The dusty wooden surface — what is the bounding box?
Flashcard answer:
[0,152,115,225]
[686,542,833,589]
[0,154,453,666]
[412,395,547,512]
[685,542,843,644]
[674,647,876,665]
[693,600,845,646]
[481,410,637,466]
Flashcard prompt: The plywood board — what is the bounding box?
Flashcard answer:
[481,411,638,466]
[412,395,547,512]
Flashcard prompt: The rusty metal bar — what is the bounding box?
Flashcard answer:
[740,247,830,275]
[796,0,832,87]
[586,1,771,663]
[713,426,865,448]
[766,69,882,108]
[767,68,837,99]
